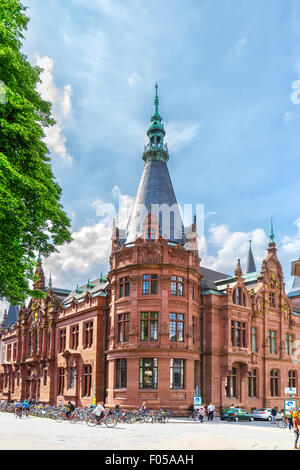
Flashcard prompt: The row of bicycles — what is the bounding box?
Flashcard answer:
[0,402,173,428]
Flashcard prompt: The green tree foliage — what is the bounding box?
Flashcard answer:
[0,0,72,305]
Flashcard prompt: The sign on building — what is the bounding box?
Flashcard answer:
[284,387,297,395]
[284,399,297,414]
[193,396,202,409]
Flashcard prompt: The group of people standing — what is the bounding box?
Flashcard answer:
[188,403,216,423]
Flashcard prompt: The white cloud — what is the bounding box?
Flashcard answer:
[199,224,269,275]
[43,187,134,289]
[165,121,201,151]
[128,72,142,87]
[34,54,73,162]
[283,111,295,122]
[281,219,300,256]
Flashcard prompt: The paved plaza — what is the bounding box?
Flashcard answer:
[0,414,296,451]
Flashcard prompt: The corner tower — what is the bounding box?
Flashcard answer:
[107,87,201,412]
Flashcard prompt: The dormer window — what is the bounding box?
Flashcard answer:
[233,287,246,306]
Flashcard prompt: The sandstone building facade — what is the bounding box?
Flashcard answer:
[1,89,300,413]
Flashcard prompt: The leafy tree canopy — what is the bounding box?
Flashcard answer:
[0,0,72,305]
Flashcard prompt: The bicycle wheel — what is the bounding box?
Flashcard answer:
[104,416,117,428]
[277,420,287,429]
[86,416,98,427]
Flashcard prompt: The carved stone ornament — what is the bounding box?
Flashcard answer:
[116,248,133,265]
[139,245,163,264]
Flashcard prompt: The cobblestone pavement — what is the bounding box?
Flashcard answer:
[0,414,296,450]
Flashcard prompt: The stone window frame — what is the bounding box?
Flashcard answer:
[70,324,79,350]
[59,328,67,353]
[232,287,246,306]
[69,367,76,390]
[288,370,297,389]
[269,291,276,308]
[248,368,258,398]
[170,276,184,297]
[139,358,158,389]
[115,358,127,389]
[251,326,258,352]
[140,312,158,342]
[270,369,280,397]
[58,367,65,395]
[142,273,158,295]
[285,333,294,356]
[82,364,92,397]
[119,277,130,298]
[225,367,238,398]
[169,313,184,343]
[267,329,277,355]
[231,320,247,348]
[170,358,185,390]
[6,344,11,362]
[117,313,130,343]
[83,321,93,349]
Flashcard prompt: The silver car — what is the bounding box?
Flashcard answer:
[251,408,283,421]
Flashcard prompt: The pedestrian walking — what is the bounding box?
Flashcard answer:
[292,411,300,449]
[207,403,215,421]
[288,411,293,431]
[270,407,277,424]
[197,407,206,423]
[188,404,195,420]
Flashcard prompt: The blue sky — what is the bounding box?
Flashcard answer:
[14,0,300,291]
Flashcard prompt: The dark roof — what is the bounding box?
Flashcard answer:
[200,266,230,290]
[245,247,257,274]
[4,305,20,328]
[126,160,184,244]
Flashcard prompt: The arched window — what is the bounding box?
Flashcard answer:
[232,287,246,306]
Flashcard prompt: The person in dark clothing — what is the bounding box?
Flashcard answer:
[271,407,277,424]
[188,404,195,420]
[65,402,74,419]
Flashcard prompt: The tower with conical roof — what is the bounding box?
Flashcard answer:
[107,87,201,412]
[126,84,184,244]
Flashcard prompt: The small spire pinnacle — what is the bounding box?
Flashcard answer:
[234,259,243,278]
[143,83,168,162]
[49,269,53,289]
[269,218,275,244]
[246,240,257,273]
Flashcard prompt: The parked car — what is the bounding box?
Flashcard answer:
[251,408,283,421]
[221,408,254,422]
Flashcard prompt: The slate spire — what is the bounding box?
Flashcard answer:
[245,240,257,274]
[126,85,185,244]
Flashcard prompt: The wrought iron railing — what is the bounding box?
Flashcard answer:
[144,143,168,153]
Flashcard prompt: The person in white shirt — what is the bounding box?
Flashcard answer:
[207,403,215,421]
[93,401,106,423]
